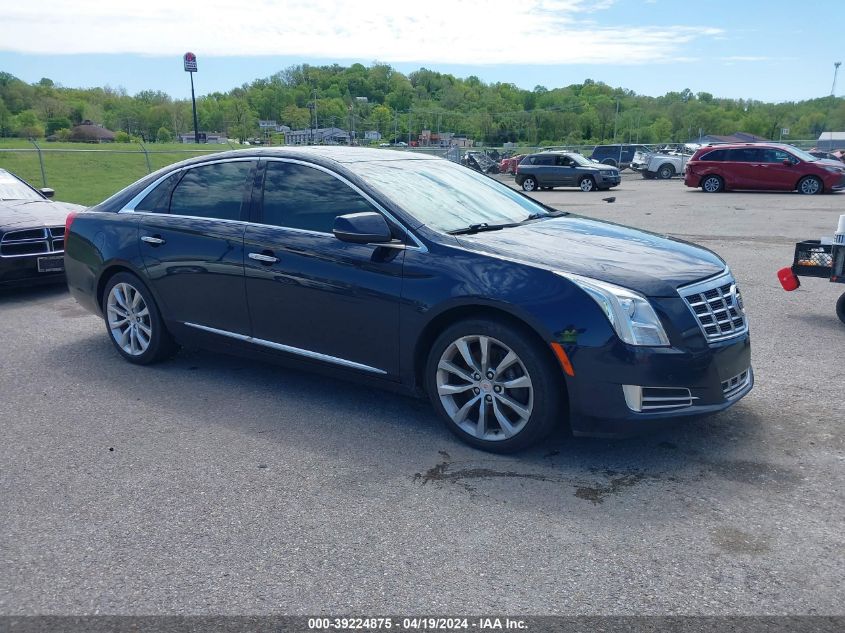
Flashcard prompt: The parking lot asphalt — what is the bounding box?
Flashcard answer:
[1,173,843,615]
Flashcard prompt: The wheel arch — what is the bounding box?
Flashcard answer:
[95,262,152,313]
[412,303,570,402]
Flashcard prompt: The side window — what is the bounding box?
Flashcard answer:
[556,155,572,167]
[134,172,181,213]
[727,148,756,162]
[261,162,378,234]
[771,149,795,164]
[701,149,726,161]
[537,156,555,166]
[169,161,254,221]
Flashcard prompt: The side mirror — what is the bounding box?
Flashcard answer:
[333,212,393,244]
[40,188,55,198]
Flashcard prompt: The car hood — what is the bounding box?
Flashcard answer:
[0,199,85,231]
[454,215,726,297]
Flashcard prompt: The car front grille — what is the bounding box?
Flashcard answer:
[722,368,751,400]
[679,274,748,343]
[0,226,65,258]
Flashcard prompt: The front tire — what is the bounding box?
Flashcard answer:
[521,177,538,192]
[103,272,178,365]
[837,292,845,325]
[579,176,596,192]
[798,176,823,195]
[701,175,724,193]
[425,319,562,453]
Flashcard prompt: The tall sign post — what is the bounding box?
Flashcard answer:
[184,52,200,144]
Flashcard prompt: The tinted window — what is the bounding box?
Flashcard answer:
[727,148,762,162]
[533,155,555,165]
[135,172,181,213]
[555,155,572,166]
[169,161,254,221]
[700,149,727,161]
[261,162,377,233]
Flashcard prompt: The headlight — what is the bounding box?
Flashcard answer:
[600,170,614,176]
[556,272,670,346]
[824,166,844,174]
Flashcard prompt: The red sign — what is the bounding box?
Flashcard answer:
[183,52,197,73]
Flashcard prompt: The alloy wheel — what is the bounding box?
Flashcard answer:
[106,282,152,356]
[436,335,534,441]
[799,177,821,195]
[580,177,595,192]
[703,176,722,192]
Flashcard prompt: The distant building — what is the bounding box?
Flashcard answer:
[284,127,350,145]
[364,130,381,141]
[178,132,228,144]
[68,120,115,143]
[418,129,471,148]
[258,120,291,133]
[816,132,845,151]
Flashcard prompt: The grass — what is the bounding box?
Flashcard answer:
[0,140,243,206]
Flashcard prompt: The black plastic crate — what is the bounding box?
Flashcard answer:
[792,240,833,278]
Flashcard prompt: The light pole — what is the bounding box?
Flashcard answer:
[828,62,841,150]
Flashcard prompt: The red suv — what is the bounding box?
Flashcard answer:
[684,143,845,194]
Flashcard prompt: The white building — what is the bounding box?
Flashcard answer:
[364,130,381,141]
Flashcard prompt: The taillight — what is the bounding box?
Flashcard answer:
[65,210,78,236]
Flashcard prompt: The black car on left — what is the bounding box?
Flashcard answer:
[0,168,84,287]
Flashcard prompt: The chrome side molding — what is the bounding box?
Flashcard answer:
[182,322,387,375]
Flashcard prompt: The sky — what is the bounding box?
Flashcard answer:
[0,0,842,103]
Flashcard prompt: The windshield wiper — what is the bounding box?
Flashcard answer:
[448,222,516,235]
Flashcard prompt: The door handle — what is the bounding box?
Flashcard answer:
[141,235,165,245]
[249,252,279,264]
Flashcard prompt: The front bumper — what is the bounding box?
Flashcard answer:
[597,174,621,187]
[0,255,65,287]
[565,332,752,437]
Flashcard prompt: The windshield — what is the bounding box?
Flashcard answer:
[348,158,552,233]
[567,153,593,166]
[785,146,818,162]
[0,172,43,201]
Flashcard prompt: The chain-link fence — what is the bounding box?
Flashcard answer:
[0,139,823,206]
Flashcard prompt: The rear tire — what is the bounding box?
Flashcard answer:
[657,164,675,179]
[425,318,562,453]
[837,292,845,325]
[102,272,178,365]
[798,176,823,195]
[701,175,724,193]
[521,177,538,192]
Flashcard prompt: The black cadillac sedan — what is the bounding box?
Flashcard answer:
[65,147,752,452]
[1,169,84,287]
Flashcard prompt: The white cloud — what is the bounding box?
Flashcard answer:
[1,0,722,65]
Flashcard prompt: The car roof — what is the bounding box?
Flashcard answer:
[697,142,792,150]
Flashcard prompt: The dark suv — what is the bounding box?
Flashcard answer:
[516,152,620,192]
[684,143,845,194]
[590,144,650,170]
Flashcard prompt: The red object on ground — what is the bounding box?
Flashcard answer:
[777,267,800,291]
